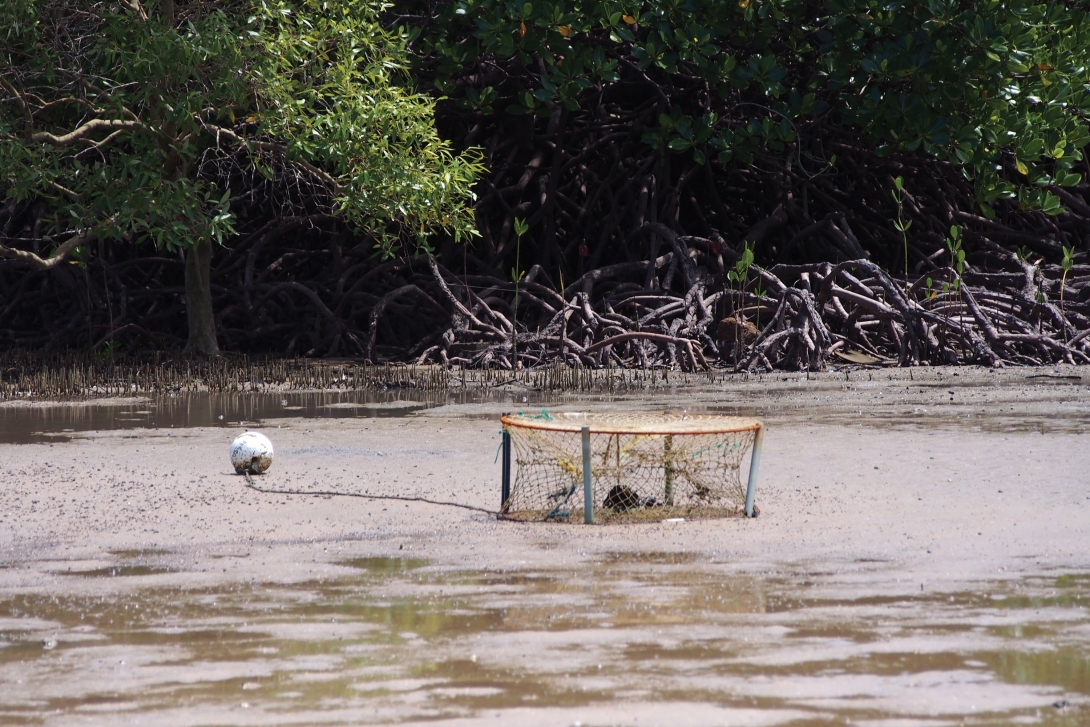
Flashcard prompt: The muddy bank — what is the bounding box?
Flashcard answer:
[0,368,1088,725]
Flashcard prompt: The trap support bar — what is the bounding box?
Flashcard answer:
[501,425,511,510]
[744,424,764,518]
[581,426,594,524]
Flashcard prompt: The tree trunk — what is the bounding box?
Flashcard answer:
[183,238,219,355]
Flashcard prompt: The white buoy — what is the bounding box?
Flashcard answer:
[230,431,274,474]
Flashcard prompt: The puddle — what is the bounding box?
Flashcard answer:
[599,550,701,565]
[108,549,172,559]
[56,566,174,578]
[338,557,429,574]
[0,560,1086,725]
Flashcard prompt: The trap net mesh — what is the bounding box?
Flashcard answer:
[500,412,761,523]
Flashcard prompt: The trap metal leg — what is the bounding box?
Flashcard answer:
[581,426,594,524]
[663,435,675,506]
[744,425,764,518]
[501,428,511,511]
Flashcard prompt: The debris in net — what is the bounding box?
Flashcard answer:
[501,412,760,523]
[603,485,643,512]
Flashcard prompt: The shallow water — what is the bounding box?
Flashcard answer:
[0,391,438,444]
[3,369,1088,724]
[5,367,1090,444]
[0,554,1086,725]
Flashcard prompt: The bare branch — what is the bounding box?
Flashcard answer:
[208,125,343,195]
[0,228,95,270]
[31,119,144,147]
[49,181,83,202]
[125,0,149,21]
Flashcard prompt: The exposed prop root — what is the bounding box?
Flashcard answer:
[2,150,1090,369]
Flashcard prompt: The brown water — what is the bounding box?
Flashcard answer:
[3,367,1090,444]
[2,368,1089,724]
[1,554,1086,725]
[0,391,437,444]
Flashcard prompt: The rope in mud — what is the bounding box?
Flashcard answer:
[241,470,499,518]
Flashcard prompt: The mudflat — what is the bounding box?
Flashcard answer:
[1,366,1088,725]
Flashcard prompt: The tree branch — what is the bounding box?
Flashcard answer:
[0,227,95,270]
[208,125,343,195]
[31,119,145,147]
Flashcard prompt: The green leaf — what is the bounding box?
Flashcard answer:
[1042,193,1063,215]
[0,0,484,273]
[1024,138,1045,157]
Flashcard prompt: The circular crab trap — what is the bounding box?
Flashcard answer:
[499,411,764,524]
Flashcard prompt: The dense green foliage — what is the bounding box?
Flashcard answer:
[0,0,482,263]
[4,0,1090,366]
[413,0,1090,217]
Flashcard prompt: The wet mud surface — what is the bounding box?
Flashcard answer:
[3,364,1090,444]
[1,366,1088,725]
[0,556,1086,726]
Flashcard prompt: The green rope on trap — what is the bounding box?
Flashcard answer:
[516,408,553,420]
[687,435,748,460]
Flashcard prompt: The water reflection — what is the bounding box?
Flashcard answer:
[0,557,1086,725]
[0,390,439,443]
[3,367,1090,443]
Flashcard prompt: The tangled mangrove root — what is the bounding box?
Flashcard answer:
[2,167,1089,370]
[413,222,1090,371]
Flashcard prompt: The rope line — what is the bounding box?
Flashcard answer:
[241,470,498,517]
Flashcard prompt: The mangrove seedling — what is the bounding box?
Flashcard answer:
[511,217,529,368]
[1062,245,1075,340]
[891,176,912,285]
[945,225,965,294]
